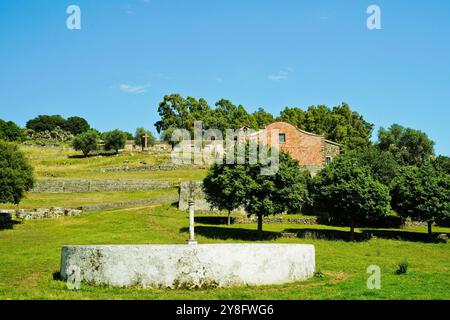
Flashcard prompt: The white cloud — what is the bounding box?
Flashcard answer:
[267,68,294,81]
[119,84,150,94]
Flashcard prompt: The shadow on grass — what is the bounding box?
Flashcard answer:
[362,229,450,243]
[52,271,62,281]
[284,228,370,242]
[0,214,21,231]
[68,151,118,159]
[180,226,280,241]
[195,216,237,225]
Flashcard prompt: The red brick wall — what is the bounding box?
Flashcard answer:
[264,122,325,166]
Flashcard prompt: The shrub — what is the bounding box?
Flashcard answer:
[72,130,99,157]
[0,119,25,142]
[395,261,409,275]
[103,129,127,154]
[0,141,34,204]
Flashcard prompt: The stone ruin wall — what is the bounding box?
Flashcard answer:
[30,179,176,193]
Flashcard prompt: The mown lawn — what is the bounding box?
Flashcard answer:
[1,202,449,300]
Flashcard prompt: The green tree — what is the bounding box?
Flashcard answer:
[433,155,450,175]
[26,115,67,132]
[155,94,213,142]
[244,151,309,239]
[343,146,399,186]
[279,103,373,150]
[0,119,25,142]
[72,130,99,157]
[390,164,450,239]
[377,124,435,166]
[0,141,34,204]
[135,128,156,149]
[103,129,127,154]
[252,107,274,129]
[203,164,248,226]
[64,116,90,135]
[313,156,391,240]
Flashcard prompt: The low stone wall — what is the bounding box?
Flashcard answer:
[60,244,315,289]
[31,179,176,193]
[13,207,82,220]
[0,196,178,220]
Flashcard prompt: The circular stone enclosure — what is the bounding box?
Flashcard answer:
[60,244,315,289]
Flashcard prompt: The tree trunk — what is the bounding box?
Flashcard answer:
[227,210,231,226]
[427,221,433,241]
[257,215,263,240]
[350,218,355,241]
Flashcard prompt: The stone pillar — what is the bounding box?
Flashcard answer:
[188,200,197,245]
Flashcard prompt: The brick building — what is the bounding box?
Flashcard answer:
[251,121,340,176]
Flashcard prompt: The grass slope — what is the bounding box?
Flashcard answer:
[1,202,449,300]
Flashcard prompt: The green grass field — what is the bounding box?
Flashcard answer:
[22,145,207,182]
[1,202,449,300]
[0,145,448,300]
[0,189,178,209]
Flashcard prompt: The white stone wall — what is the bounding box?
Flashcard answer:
[60,244,315,289]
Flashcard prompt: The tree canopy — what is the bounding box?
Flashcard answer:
[390,164,450,238]
[72,130,99,157]
[154,95,373,150]
[313,156,391,239]
[26,114,92,136]
[279,103,374,150]
[377,124,435,166]
[103,130,127,153]
[65,116,91,135]
[0,119,25,142]
[0,141,34,204]
[433,155,450,175]
[203,147,309,238]
[342,146,400,186]
[203,163,248,225]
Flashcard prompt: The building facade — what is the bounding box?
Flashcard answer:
[255,122,340,176]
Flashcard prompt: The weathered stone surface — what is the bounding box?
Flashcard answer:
[60,244,315,288]
[178,181,246,213]
[31,179,176,193]
[437,234,448,243]
[15,207,82,220]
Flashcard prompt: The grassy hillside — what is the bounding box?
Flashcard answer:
[22,145,207,182]
[0,202,449,300]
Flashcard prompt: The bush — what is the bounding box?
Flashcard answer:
[72,131,99,157]
[395,261,409,275]
[26,115,66,132]
[0,141,34,204]
[64,116,90,135]
[103,130,127,154]
[0,119,25,142]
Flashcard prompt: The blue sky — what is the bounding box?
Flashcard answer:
[0,0,449,155]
